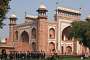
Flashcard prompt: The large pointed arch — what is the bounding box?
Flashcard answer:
[62,26,71,41]
[21,31,29,43]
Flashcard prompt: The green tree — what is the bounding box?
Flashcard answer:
[69,19,90,48]
[0,0,11,28]
[69,21,86,54]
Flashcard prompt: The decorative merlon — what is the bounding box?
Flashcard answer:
[57,6,81,14]
[25,15,38,19]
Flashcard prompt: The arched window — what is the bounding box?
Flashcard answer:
[62,26,71,41]
[21,31,29,43]
[31,28,36,39]
[49,28,55,39]
[15,31,18,40]
[32,42,36,51]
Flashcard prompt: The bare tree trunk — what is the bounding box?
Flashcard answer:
[73,39,77,55]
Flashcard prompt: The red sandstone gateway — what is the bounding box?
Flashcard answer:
[0,3,90,56]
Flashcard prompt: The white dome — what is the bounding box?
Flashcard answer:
[87,15,90,19]
[10,14,16,18]
[39,3,47,9]
[1,38,6,43]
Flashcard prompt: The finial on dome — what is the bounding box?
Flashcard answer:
[87,15,90,19]
[39,3,47,9]
[86,15,90,22]
[37,1,48,17]
[39,0,47,10]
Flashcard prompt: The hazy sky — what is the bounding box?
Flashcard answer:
[0,0,90,39]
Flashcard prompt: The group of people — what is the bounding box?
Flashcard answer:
[0,49,46,60]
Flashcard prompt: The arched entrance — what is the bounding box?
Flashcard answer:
[32,42,36,51]
[21,31,29,43]
[66,46,72,55]
[49,42,55,52]
[62,26,71,41]
[61,46,64,54]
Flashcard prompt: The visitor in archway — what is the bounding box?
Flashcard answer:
[1,49,7,60]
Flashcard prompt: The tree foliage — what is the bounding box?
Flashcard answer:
[0,0,11,28]
[69,19,90,48]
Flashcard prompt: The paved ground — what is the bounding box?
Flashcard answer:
[0,58,90,60]
[61,57,90,60]
[0,56,90,60]
[46,56,90,60]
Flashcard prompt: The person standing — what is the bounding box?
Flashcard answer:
[1,49,7,60]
